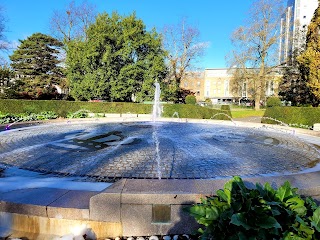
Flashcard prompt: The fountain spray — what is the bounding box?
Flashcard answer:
[152,81,162,179]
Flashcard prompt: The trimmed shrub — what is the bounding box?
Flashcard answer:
[163,104,231,120]
[266,96,282,107]
[220,105,232,119]
[262,106,320,128]
[0,99,232,121]
[0,99,152,118]
[185,95,197,105]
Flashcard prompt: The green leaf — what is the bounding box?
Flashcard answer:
[256,215,281,229]
[237,231,249,240]
[187,205,206,218]
[224,179,233,193]
[231,200,243,212]
[223,189,232,205]
[205,206,220,221]
[230,213,252,230]
[283,231,306,240]
[298,224,314,236]
[311,207,320,232]
[233,176,248,195]
[256,183,266,197]
[286,196,307,216]
[306,196,318,211]
[217,189,229,203]
[208,197,230,211]
[251,205,269,215]
[276,181,294,202]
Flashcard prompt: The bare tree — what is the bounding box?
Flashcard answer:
[0,5,9,66]
[162,18,209,101]
[49,0,97,42]
[227,0,284,110]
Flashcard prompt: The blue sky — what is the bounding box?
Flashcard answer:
[1,0,253,69]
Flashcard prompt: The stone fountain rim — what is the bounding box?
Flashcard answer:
[1,117,320,238]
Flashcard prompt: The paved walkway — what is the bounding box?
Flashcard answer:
[233,116,262,123]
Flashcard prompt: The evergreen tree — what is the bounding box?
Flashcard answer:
[278,58,317,106]
[66,12,167,102]
[0,65,15,98]
[297,2,320,105]
[10,33,64,99]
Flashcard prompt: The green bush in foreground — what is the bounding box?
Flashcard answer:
[186,176,320,239]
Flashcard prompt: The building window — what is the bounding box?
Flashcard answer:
[242,82,247,97]
[196,91,200,96]
[266,81,274,96]
[224,80,229,96]
[205,80,210,97]
[197,81,201,87]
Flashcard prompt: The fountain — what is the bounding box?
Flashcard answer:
[172,112,180,118]
[211,112,237,126]
[152,82,162,122]
[5,119,23,130]
[152,82,162,179]
[1,86,320,239]
[0,80,319,180]
[0,117,319,180]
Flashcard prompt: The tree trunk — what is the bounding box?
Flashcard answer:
[255,63,265,110]
[254,87,261,110]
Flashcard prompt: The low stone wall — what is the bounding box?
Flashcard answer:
[0,212,121,239]
[89,176,320,237]
[1,173,320,238]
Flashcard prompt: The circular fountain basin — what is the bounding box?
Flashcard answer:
[0,119,319,182]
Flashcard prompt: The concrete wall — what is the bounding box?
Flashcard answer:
[1,174,320,238]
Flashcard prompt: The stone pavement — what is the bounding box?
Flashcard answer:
[0,118,320,238]
[0,119,319,181]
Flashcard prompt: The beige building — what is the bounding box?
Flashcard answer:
[181,71,205,102]
[203,69,233,104]
[181,68,281,105]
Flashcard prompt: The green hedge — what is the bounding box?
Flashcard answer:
[163,104,231,120]
[0,99,231,120]
[266,96,282,107]
[262,106,320,128]
[185,95,197,105]
[0,99,152,118]
[221,105,232,117]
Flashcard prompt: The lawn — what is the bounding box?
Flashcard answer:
[231,109,265,118]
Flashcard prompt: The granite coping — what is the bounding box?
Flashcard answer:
[2,170,320,220]
[0,188,99,220]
